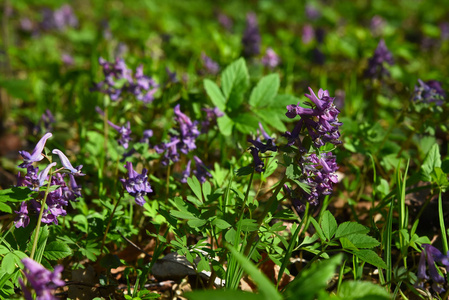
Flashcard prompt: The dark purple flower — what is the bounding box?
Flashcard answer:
[165,67,178,84]
[364,39,394,79]
[413,79,446,105]
[201,53,220,75]
[249,147,264,173]
[120,162,152,206]
[285,87,342,148]
[192,156,212,183]
[14,202,30,228]
[20,258,64,300]
[36,109,55,133]
[173,104,200,154]
[130,65,158,104]
[18,133,52,168]
[261,48,280,69]
[242,12,261,58]
[416,244,448,293]
[201,107,224,133]
[52,149,84,175]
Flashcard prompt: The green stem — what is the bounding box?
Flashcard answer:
[100,195,122,255]
[438,190,448,254]
[30,172,53,260]
[243,176,287,256]
[237,171,254,221]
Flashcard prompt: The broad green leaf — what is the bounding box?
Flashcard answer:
[320,211,337,241]
[204,79,226,112]
[44,241,72,260]
[217,114,234,136]
[1,253,16,274]
[202,181,211,200]
[284,254,342,300]
[187,218,207,228]
[345,234,380,249]
[238,219,259,232]
[249,74,280,108]
[212,219,232,229]
[340,237,359,251]
[310,218,325,242]
[337,280,391,299]
[254,109,287,132]
[27,225,49,263]
[0,202,12,214]
[335,222,369,238]
[187,177,203,203]
[233,112,260,134]
[221,58,249,110]
[227,245,282,300]
[0,187,32,202]
[170,210,196,220]
[353,250,387,269]
[186,290,261,300]
[422,144,441,176]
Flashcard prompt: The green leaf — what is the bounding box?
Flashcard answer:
[186,290,262,300]
[353,250,387,269]
[204,79,226,112]
[217,114,234,136]
[335,222,369,238]
[187,218,207,228]
[227,245,282,300]
[212,219,232,229]
[0,187,32,202]
[422,144,441,176]
[254,109,287,132]
[340,237,359,251]
[187,177,203,203]
[336,280,391,299]
[310,218,326,242]
[221,58,249,110]
[284,254,342,300]
[170,210,196,220]
[44,241,72,260]
[249,74,280,108]
[345,234,380,249]
[320,211,337,241]
[233,112,260,134]
[1,253,16,274]
[238,219,259,232]
[27,226,49,263]
[0,202,12,213]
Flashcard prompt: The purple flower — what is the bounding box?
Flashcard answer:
[52,149,84,175]
[416,244,449,293]
[261,48,280,69]
[20,258,64,300]
[302,24,315,44]
[242,12,261,58]
[62,53,74,66]
[93,58,158,103]
[120,162,152,206]
[285,87,342,148]
[305,4,321,20]
[413,79,446,106]
[107,120,132,149]
[249,147,264,173]
[180,160,192,184]
[173,104,200,154]
[192,156,212,183]
[299,152,339,206]
[19,133,52,168]
[217,12,233,31]
[370,16,385,37]
[201,107,224,133]
[14,202,30,228]
[201,53,220,75]
[364,39,394,79]
[41,4,78,31]
[32,162,57,191]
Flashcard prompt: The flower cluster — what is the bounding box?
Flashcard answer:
[155,105,200,165]
[120,162,152,206]
[108,120,132,149]
[93,57,158,103]
[364,39,394,79]
[200,107,224,133]
[412,79,446,106]
[241,12,261,58]
[19,258,64,300]
[285,87,342,148]
[416,244,449,293]
[21,4,78,34]
[261,48,280,69]
[15,134,84,227]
